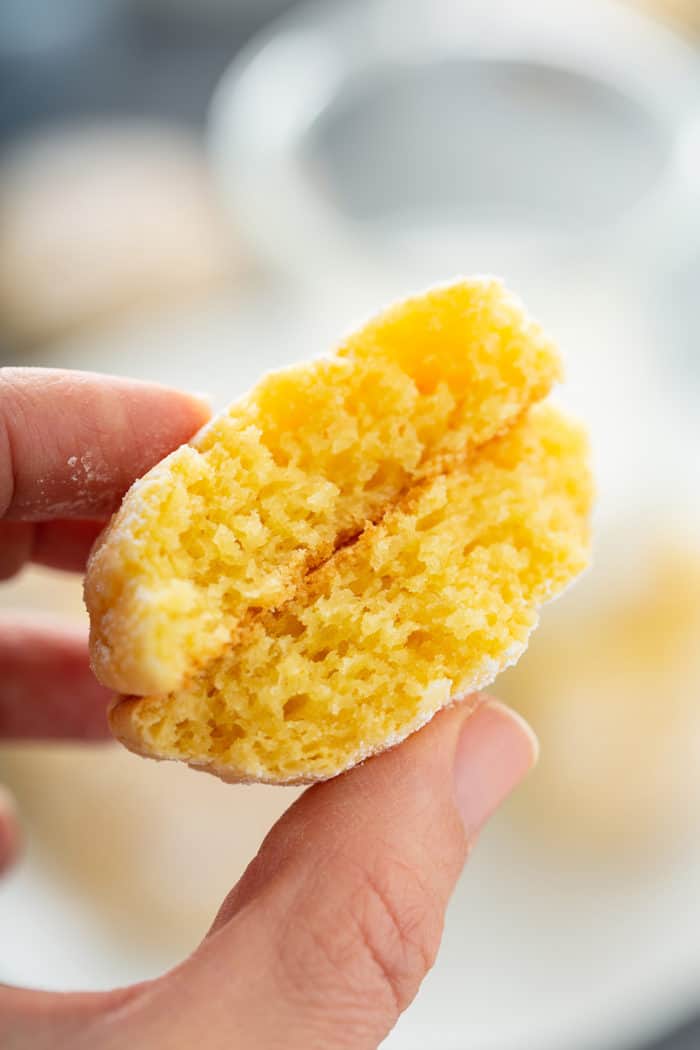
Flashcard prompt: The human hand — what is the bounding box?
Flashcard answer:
[0,368,537,1050]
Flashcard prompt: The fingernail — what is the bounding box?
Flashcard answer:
[453,699,538,837]
[0,786,22,877]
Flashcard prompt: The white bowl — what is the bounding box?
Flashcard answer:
[209,0,700,292]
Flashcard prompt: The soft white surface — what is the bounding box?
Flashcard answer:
[387,825,700,1050]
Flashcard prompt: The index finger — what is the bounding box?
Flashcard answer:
[0,368,210,521]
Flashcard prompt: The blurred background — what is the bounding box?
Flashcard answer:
[1,1,699,1047]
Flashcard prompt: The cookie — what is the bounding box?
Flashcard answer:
[85,278,591,782]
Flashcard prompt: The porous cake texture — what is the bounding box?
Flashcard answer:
[86,279,592,783]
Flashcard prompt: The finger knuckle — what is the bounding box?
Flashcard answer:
[279,852,441,1022]
[348,856,441,1012]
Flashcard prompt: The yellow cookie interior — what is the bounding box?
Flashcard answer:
[86,279,561,696]
[112,406,591,783]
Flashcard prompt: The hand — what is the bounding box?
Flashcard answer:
[0,367,537,1050]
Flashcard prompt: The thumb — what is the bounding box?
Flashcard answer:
[126,696,537,1050]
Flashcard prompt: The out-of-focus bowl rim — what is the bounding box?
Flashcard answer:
[208,0,700,285]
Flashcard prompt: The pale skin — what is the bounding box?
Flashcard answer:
[0,368,538,1050]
